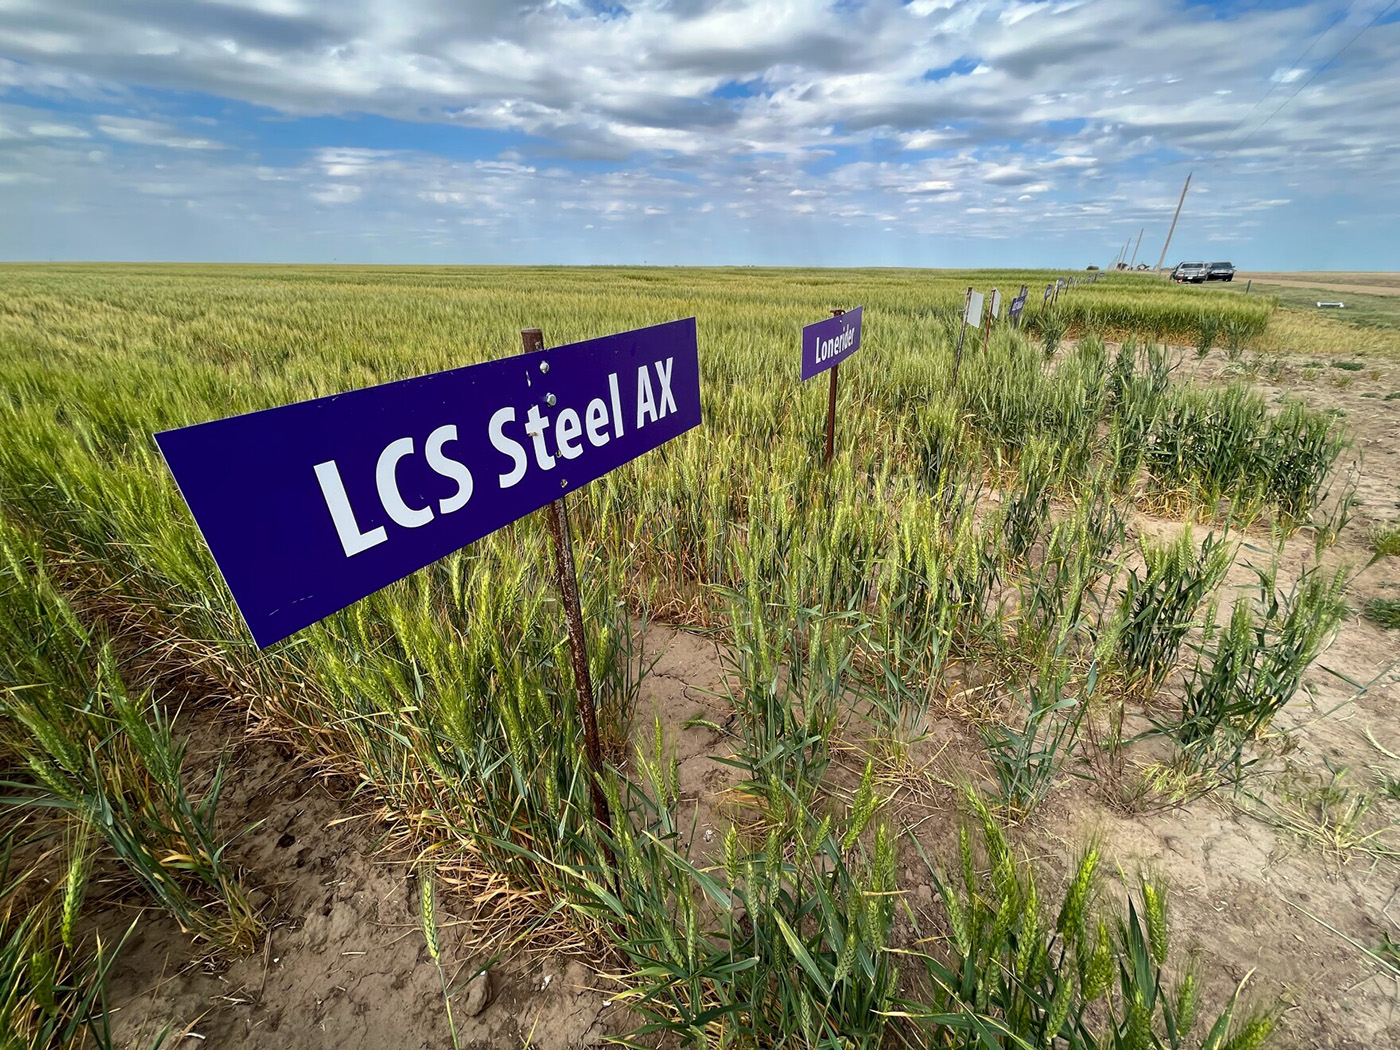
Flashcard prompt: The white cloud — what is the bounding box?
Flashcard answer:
[0,1,1395,265]
[312,183,363,204]
[95,116,226,150]
[28,122,89,138]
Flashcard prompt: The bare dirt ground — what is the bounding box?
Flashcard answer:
[99,726,635,1050]
[93,338,1400,1049]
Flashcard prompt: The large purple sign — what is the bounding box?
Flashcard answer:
[156,318,701,647]
[800,306,863,381]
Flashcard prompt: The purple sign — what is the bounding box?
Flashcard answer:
[1009,285,1029,327]
[801,306,863,381]
[156,318,701,647]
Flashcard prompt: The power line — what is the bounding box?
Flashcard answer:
[1152,0,1393,175]
[1234,0,1398,151]
[1223,1,1354,141]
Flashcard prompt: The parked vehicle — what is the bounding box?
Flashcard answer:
[1172,261,1208,283]
[1206,261,1235,282]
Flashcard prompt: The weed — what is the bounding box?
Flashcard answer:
[1267,761,1397,859]
[1368,523,1400,557]
[1364,598,1400,629]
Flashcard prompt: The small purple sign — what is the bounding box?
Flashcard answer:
[801,306,863,381]
[156,318,701,647]
[1009,285,1029,327]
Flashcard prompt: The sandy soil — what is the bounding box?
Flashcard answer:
[87,339,1400,1049]
[99,726,634,1050]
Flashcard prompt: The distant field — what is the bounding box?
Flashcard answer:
[1240,271,1400,295]
[1224,272,1400,334]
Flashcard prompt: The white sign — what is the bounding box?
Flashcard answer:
[990,288,1002,320]
[965,290,985,328]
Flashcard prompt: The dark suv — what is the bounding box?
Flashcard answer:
[1172,261,1208,283]
[1206,262,1235,282]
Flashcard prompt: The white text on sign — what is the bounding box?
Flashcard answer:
[314,359,679,558]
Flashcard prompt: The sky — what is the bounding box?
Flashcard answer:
[0,0,1396,268]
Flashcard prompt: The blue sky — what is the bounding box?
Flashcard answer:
[1,0,1396,268]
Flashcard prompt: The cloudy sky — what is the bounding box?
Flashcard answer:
[1,0,1396,268]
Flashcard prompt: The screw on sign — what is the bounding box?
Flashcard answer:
[155,318,703,859]
[800,306,863,467]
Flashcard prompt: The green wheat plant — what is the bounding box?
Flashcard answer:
[982,649,1097,816]
[1195,315,1220,359]
[419,868,462,1050]
[1170,563,1348,784]
[907,789,1276,1050]
[0,517,262,951]
[1111,529,1233,691]
[0,825,137,1050]
[1365,598,1400,629]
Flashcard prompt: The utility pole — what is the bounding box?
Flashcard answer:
[1129,227,1144,269]
[1154,172,1192,274]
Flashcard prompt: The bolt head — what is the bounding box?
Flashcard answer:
[539,361,550,374]
[545,393,557,407]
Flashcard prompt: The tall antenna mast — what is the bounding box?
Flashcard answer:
[1129,227,1144,269]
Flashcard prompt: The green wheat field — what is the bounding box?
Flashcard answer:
[0,264,1366,1049]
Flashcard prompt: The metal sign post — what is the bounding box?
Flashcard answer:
[954,287,983,383]
[824,309,843,468]
[521,328,614,846]
[981,288,999,357]
[800,306,863,468]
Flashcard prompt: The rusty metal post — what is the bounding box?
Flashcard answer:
[520,328,615,855]
[824,308,843,468]
[952,286,971,383]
